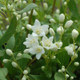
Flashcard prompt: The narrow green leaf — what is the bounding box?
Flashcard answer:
[18,3,37,13]
[0,16,17,48]
[68,0,80,19]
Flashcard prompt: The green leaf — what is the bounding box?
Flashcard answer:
[0,68,8,80]
[18,3,37,13]
[0,50,5,57]
[16,53,32,60]
[5,36,15,49]
[68,0,80,19]
[54,72,65,80]
[0,16,17,48]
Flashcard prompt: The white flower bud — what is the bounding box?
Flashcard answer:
[23,70,28,75]
[17,53,22,57]
[70,76,74,80]
[72,29,79,39]
[61,66,65,72]
[58,69,62,72]
[65,74,69,78]
[52,56,56,59]
[74,62,79,66]
[56,9,60,14]
[23,1,27,4]
[41,66,45,70]
[49,28,55,36]
[64,20,73,28]
[57,26,64,35]
[22,75,26,80]
[3,59,9,63]
[12,61,18,68]
[22,12,27,17]
[22,16,29,20]
[49,18,56,23]
[59,13,65,22]
[26,24,32,30]
[64,1,67,6]
[24,49,29,54]
[6,49,13,56]
[22,27,25,30]
[43,3,48,10]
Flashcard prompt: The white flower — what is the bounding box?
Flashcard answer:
[12,61,18,68]
[29,45,45,60]
[49,28,55,36]
[57,26,64,35]
[53,41,63,51]
[41,36,54,50]
[65,74,69,78]
[23,34,39,48]
[32,19,49,36]
[59,13,65,22]
[43,3,48,10]
[64,20,73,28]
[72,29,79,39]
[6,49,13,56]
[65,45,74,56]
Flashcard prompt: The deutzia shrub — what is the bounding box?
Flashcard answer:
[0,0,80,80]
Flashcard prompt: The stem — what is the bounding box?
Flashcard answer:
[51,0,56,14]
[28,57,36,66]
[28,0,35,24]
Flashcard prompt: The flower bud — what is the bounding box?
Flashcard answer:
[43,3,48,10]
[22,12,27,17]
[22,75,26,80]
[49,28,55,36]
[41,66,45,70]
[23,70,28,75]
[72,29,79,39]
[56,9,60,14]
[61,66,65,72]
[59,13,65,23]
[49,18,56,23]
[70,76,74,80]
[17,53,22,57]
[57,26,64,35]
[23,1,27,4]
[3,59,9,63]
[74,62,79,66]
[12,61,18,68]
[24,49,29,54]
[65,74,69,78]
[6,49,13,56]
[64,20,73,28]
[64,1,67,6]
[26,24,32,30]
[58,69,62,72]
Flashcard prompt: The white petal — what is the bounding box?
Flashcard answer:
[49,36,53,41]
[34,19,41,26]
[36,53,42,60]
